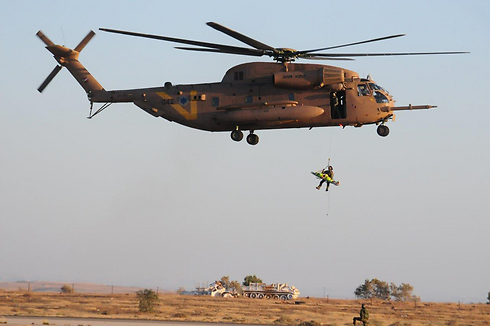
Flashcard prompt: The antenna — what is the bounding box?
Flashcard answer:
[61,26,66,46]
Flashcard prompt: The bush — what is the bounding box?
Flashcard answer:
[60,285,74,294]
[136,289,159,312]
[220,276,231,288]
[391,283,414,301]
[243,275,263,286]
[355,279,416,301]
[355,279,374,299]
[176,287,185,295]
[229,280,243,294]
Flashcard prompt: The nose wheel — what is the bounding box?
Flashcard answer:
[377,124,390,137]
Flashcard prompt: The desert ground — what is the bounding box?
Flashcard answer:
[1,289,490,326]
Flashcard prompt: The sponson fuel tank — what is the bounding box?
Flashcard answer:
[218,105,324,123]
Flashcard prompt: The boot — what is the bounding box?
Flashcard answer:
[316,185,321,190]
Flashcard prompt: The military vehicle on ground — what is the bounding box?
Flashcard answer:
[242,283,300,300]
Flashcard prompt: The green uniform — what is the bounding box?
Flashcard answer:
[353,306,369,325]
[360,307,369,320]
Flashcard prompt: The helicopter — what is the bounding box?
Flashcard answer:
[37,22,467,145]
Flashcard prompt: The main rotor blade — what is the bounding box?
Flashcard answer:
[304,51,470,58]
[175,47,264,57]
[299,34,406,54]
[302,56,355,61]
[206,22,276,51]
[36,30,55,47]
[99,28,264,56]
[74,30,95,52]
[38,65,62,93]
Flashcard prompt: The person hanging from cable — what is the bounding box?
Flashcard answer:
[316,165,334,191]
[311,159,340,191]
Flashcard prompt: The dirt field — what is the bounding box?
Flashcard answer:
[0,291,489,326]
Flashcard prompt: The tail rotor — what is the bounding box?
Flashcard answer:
[36,30,55,47]
[74,30,95,52]
[36,30,96,93]
[38,65,62,93]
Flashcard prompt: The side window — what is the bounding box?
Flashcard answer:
[212,97,220,107]
[357,84,370,96]
[288,93,295,101]
[245,95,253,103]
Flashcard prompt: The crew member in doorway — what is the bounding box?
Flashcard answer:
[331,92,341,119]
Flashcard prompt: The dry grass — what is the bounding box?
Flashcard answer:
[0,290,489,326]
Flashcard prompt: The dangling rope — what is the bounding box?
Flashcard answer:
[325,157,331,171]
[325,128,335,216]
[325,159,332,216]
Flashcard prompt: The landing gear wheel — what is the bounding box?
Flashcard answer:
[246,133,259,145]
[231,129,243,142]
[377,124,390,137]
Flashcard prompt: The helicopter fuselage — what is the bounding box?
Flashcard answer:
[38,27,446,145]
[91,62,394,134]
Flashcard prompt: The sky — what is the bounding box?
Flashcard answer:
[1,0,489,303]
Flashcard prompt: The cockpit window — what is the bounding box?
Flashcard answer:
[369,83,389,94]
[373,91,389,103]
[357,84,370,96]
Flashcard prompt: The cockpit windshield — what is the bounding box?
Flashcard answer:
[368,83,390,103]
[357,83,390,103]
[373,90,389,103]
[369,83,389,94]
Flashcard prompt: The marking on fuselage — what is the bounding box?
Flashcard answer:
[156,91,197,120]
